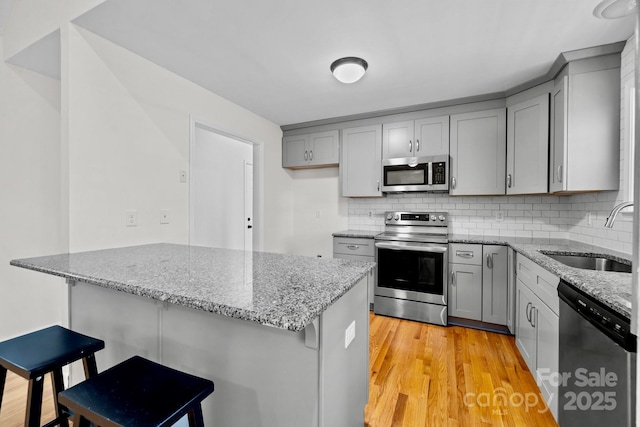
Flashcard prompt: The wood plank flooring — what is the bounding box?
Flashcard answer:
[365,313,559,427]
[0,372,56,427]
[0,314,557,427]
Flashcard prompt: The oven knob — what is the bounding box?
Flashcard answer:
[394,214,400,221]
[430,215,436,221]
[386,213,393,221]
[438,215,446,221]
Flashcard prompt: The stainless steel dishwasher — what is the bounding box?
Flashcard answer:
[558,280,636,426]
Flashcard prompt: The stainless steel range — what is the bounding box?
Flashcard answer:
[374,211,448,326]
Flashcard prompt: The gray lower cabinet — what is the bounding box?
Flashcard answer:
[449,263,483,320]
[481,245,508,325]
[506,248,517,334]
[333,236,375,307]
[514,255,559,421]
[448,243,508,326]
[340,124,383,197]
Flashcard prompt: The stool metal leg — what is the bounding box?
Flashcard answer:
[51,368,70,427]
[0,366,6,409]
[187,405,205,427]
[25,375,44,427]
[82,353,98,378]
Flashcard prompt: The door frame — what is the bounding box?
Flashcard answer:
[188,116,264,251]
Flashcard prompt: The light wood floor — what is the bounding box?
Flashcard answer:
[0,372,56,427]
[0,315,558,427]
[365,313,559,427]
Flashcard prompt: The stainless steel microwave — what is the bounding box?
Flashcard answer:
[381,155,449,192]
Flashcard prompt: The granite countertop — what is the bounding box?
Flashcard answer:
[332,230,380,239]
[10,243,375,332]
[449,235,633,320]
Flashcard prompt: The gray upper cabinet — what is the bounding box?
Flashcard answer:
[340,124,383,197]
[382,116,449,159]
[282,130,339,169]
[549,55,620,193]
[382,121,414,159]
[449,108,507,196]
[506,94,549,195]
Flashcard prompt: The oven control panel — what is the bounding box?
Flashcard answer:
[384,211,447,226]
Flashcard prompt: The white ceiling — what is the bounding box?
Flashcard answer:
[67,0,636,126]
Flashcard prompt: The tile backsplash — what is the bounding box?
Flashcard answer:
[348,191,633,253]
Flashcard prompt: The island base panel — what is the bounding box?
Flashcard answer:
[68,276,369,427]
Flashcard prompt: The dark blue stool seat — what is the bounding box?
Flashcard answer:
[0,325,105,427]
[58,355,215,427]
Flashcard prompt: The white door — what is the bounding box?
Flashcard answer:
[190,125,253,251]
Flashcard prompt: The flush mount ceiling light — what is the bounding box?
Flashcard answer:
[330,57,368,84]
[593,0,636,18]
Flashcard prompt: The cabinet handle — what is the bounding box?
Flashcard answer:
[486,253,493,269]
[557,165,563,183]
[451,271,456,286]
[409,140,413,153]
[310,150,313,161]
[346,245,360,250]
[507,174,512,189]
[304,150,308,161]
[526,302,532,323]
[377,180,380,191]
[451,176,456,189]
[530,307,536,328]
[456,250,474,258]
[416,139,420,152]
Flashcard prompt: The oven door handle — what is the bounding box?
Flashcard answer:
[375,242,447,253]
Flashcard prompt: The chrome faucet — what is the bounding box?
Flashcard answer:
[604,201,634,228]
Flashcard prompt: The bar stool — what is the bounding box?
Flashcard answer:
[58,355,215,427]
[0,325,105,427]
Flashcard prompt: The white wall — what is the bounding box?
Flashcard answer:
[66,26,291,253]
[0,36,66,339]
[0,9,294,339]
[291,167,348,258]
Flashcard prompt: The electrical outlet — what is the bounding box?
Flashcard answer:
[160,209,170,224]
[126,210,137,227]
[345,320,356,349]
[495,211,505,222]
[368,211,373,218]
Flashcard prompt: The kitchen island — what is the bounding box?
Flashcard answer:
[11,243,375,427]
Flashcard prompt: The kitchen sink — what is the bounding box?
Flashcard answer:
[540,252,632,273]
